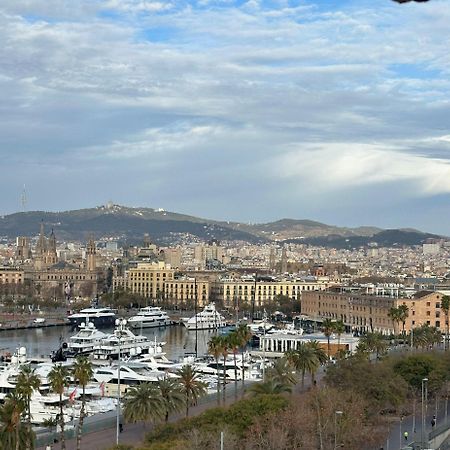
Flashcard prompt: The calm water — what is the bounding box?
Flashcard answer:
[0,325,220,361]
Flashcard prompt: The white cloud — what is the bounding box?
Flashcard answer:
[1,0,450,230]
[277,143,450,196]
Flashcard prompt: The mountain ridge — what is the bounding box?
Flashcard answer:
[0,205,443,247]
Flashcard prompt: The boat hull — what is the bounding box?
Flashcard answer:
[69,316,116,329]
[128,319,171,329]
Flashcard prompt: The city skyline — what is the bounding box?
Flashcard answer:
[1,0,450,233]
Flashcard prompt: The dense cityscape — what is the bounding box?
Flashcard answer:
[1,0,450,449]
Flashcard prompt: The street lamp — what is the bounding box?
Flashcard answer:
[421,377,428,449]
[115,318,127,445]
[334,410,343,449]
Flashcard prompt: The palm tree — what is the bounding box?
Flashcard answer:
[306,341,327,385]
[122,383,162,426]
[359,332,387,360]
[0,392,26,450]
[236,324,252,391]
[321,318,334,359]
[208,335,223,404]
[397,304,409,341]
[286,341,326,388]
[266,357,297,387]
[333,320,346,354]
[441,295,450,350]
[176,365,207,417]
[226,331,241,398]
[248,378,292,396]
[156,375,184,423]
[16,365,40,450]
[388,307,402,336]
[73,356,93,450]
[218,336,229,402]
[48,364,70,450]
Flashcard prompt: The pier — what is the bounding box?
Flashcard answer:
[0,313,70,331]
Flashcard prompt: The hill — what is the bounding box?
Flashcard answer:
[0,205,442,247]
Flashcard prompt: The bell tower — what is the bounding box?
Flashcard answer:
[87,238,97,271]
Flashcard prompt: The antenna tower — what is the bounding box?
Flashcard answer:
[21,184,27,212]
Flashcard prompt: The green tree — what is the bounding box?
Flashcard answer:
[235,324,252,392]
[48,364,70,450]
[156,375,184,423]
[322,319,334,358]
[358,332,387,360]
[333,320,346,353]
[16,366,41,450]
[248,378,292,396]
[266,357,297,387]
[441,295,450,351]
[286,341,327,387]
[397,304,409,339]
[176,365,207,417]
[73,356,93,450]
[226,331,241,398]
[218,336,229,402]
[123,383,162,426]
[388,307,402,336]
[0,392,26,450]
[207,335,223,404]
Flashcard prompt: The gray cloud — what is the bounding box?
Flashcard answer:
[1,0,450,233]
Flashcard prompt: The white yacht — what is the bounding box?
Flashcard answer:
[68,307,116,329]
[182,303,227,330]
[92,363,170,393]
[66,321,108,356]
[125,346,194,372]
[127,306,171,329]
[194,354,262,381]
[91,322,166,361]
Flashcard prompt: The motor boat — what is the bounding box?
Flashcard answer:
[66,321,109,356]
[127,306,171,329]
[68,307,116,329]
[90,321,166,361]
[182,303,227,330]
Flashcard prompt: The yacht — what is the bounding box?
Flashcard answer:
[125,346,194,372]
[127,306,171,329]
[68,307,116,329]
[92,363,170,392]
[182,303,227,330]
[194,354,262,381]
[90,322,166,361]
[67,321,109,356]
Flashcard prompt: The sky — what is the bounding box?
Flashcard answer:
[1,0,450,233]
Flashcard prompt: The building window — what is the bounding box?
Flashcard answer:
[426,311,431,316]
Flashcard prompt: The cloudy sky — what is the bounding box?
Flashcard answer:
[1,0,450,233]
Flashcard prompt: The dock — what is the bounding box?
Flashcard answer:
[0,314,70,331]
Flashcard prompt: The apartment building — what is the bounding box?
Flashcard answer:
[112,261,175,299]
[213,278,332,309]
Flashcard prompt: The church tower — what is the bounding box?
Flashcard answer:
[87,238,97,271]
[43,229,58,266]
[34,222,47,270]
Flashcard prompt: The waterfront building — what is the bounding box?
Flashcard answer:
[112,261,175,299]
[163,278,210,307]
[212,277,332,309]
[302,289,446,334]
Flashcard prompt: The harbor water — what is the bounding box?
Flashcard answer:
[0,324,221,361]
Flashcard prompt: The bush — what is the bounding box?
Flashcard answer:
[145,394,288,449]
